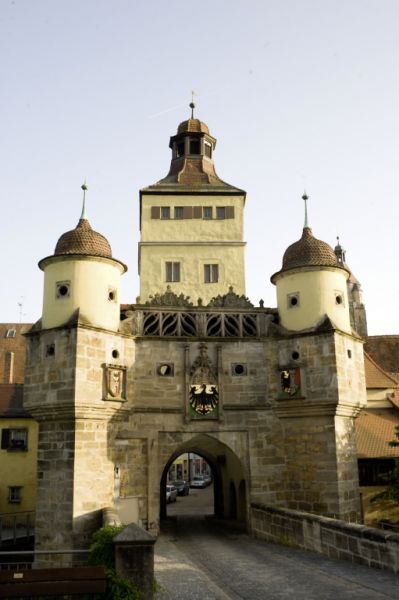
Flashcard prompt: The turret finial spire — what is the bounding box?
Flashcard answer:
[189,90,196,119]
[80,181,88,220]
[302,191,309,228]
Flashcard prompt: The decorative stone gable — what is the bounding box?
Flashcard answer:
[144,285,194,307]
[208,286,254,308]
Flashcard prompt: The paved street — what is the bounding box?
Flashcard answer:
[155,487,399,599]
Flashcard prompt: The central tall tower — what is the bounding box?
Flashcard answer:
[139,104,247,303]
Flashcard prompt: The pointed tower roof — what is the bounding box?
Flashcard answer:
[334,236,360,285]
[141,103,245,194]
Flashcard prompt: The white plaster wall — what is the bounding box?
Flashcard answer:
[42,256,124,331]
[275,267,351,333]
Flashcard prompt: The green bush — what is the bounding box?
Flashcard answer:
[88,525,142,600]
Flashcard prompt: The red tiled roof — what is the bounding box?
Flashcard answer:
[364,352,398,388]
[365,336,399,378]
[356,409,399,458]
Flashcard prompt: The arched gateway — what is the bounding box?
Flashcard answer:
[24,107,366,558]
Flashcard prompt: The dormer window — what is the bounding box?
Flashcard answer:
[189,139,200,154]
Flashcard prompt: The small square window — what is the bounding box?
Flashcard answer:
[166,262,180,282]
[8,486,22,504]
[204,264,219,283]
[161,207,170,219]
[5,329,16,338]
[56,281,70,298]
[157,363,174,377]
[174,207,184,220]
[203,207,212,220]
[216,207,225,220]
[231,363,247,376]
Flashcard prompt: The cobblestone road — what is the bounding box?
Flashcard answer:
[155,516,399,599]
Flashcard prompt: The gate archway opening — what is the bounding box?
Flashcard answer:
[160,434,248,528]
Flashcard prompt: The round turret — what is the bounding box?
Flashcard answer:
[271,195,351,333]
[39,186,127,331]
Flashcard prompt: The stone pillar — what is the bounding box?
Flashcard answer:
[114,524,156,599]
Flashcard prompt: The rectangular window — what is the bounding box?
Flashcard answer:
[204,142,212,158]
[216,207,225,220]
[1,428,28,451]
[8,486,22,504]
[174,207,184,220]
[5,329,16,338]
[204,264,219,283]
[151,206,160,219]
[165,262,180,283]
[203,207,212,219]
[161,207,170,219]
[193,206,202,219]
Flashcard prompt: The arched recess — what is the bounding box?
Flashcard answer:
[159,433,247,527]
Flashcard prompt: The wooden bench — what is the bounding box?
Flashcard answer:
[0,565,106,598]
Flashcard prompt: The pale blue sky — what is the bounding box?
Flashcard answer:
[1,0,398,334]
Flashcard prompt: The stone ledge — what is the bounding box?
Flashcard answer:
[250,503,399,574]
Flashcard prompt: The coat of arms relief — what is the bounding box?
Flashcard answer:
[103,364,127,401]
[189,343,219,418]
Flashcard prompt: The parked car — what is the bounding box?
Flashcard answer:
[190,475,207,488]
[172,480,190,496]
[203,474,212,486]
[166,484,177,503]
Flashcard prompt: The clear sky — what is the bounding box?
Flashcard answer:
[1,0,398,334]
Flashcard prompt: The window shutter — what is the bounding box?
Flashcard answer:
[1,429,10,449]
[225,206,235,219]
[151,206,160,219]
[183,206,193,219]
[193,206,202,219]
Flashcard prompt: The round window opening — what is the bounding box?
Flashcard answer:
[108,291,115,301]
[290,296,298,306]
[112,349,119,359]
[58,285,69,297]
[291,351,300,360]
[335,295,343,305]
[158,364,172,376]
[234,364,245,375]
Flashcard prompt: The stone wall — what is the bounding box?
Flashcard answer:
[251,503,399,573]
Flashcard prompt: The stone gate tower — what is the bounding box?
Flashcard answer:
[25,109,367,558]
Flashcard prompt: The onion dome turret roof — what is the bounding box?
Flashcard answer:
[54,218,112,258]
[177,118,210,135]
[282,227,338,270]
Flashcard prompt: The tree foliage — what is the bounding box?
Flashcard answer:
[88,525,142,600]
